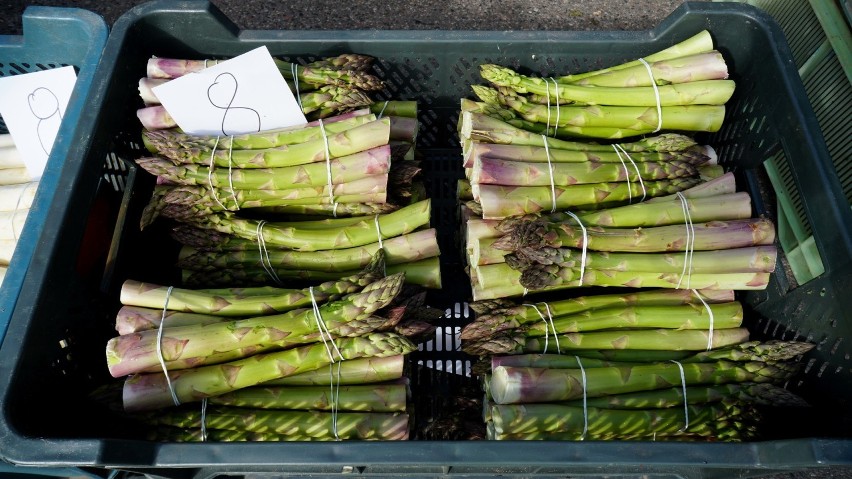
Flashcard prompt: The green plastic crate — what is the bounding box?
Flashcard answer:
[0,1,850,478]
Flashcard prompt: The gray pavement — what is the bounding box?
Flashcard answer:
[2,1,851,478]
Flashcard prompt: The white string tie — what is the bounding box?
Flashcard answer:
[291,63,303,109]
[522,287,529,297]
[377,100,390,119]
[373,214,384,250]
[550,78,561,137]
[670,360,690,432]
[208,136,229,211]
[256,220,284,286]
[563,211,588,286]
[309,286,343,363]
[332,202,340,218]
[318,119,337,210]
[156,285,181,407]
[10,182,33,241]
[541,134,558,213]
[615,144,647,203]
[200,397,208,441]
[329,361,342,441]
[523,303,559,354]
[675,192,696,289]
[544,79,552,136]
[611,145,633,204]
[638,58,663,133]
[575,355,589,440]
[693,289,715,350]
[226,136,238,210]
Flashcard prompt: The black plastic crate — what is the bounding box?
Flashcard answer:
[0,1,850,477]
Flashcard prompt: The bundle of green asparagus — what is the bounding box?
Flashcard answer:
[135,98,436,288]
[462,171,776,300]
[106,254,440,440]
[137,53,387,127]
[469,30,733,140]
[0,133,39,286]
[477,341,813,441]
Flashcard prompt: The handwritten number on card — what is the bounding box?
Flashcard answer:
[27,87,63,156]
[207,72,261,136]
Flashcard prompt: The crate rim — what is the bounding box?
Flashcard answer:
[1,0,850,472]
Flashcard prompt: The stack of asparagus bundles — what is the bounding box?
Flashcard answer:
[106,253,441,441]
[131,52,437,289]
[0,133,39,286]
[460,290,814,441]
[457,30,736,221]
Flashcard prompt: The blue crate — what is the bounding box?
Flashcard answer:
[0,7,108,346]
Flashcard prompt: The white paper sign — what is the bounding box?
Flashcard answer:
[0,66,78,179]
[153,46,307,136]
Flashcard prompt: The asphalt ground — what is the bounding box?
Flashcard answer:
[2,1,852,478]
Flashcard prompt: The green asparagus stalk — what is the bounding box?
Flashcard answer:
[246,201,400,218]
[461,302,742,342]
[177,199,430,251]
[108,273,405,377]
[481,64,735,106]
[180,256,442,289]
[489,402,748,438]
[567,383,809,409]
[557,31,715,83]
[119,250,384,315]
[493,217,776,253]
[472,157,697,186]
[565,51,729,87]
[464,327,750,357]
[123,332,416,411]
[502,246,777,274]
[177,228,439,273]
[137,146,390,190]
[460,111,699,151]
[307,53,376,72]
[147,118,390,169]
[149,406,408,440]
[116,306,232,335]
[489,357,801,404]
[463,141,712,168]
[141,112,375,150]
[475,178,700,218]
[370,100,418,119]
[209,382,408,412]
[263,355,404,386]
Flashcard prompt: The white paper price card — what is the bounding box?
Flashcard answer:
[153,46,307,136]
[0,65,78,180]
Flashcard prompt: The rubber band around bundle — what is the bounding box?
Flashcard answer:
[207,136,229,211]
[692,289,716,350]
[638,58,663,133]
[562,211,588,286]
[377,100,390,119]
[675,192,696,289]
[291,63,303,110]
[156,285,181,407]
[200,397,208,441]
[318,119,337,210]
[256,220,284,286]
[541,134,558,213]
[615,144,647,203]
[574,355,589,440]
[670,360,690,432]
